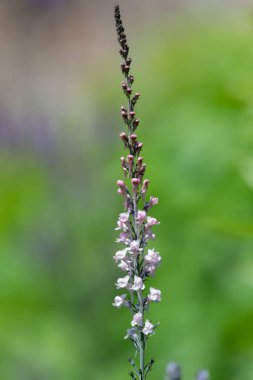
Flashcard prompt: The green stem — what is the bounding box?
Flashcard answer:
[139,332,145,379]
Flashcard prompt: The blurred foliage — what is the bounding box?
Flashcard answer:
[1,12,253,380]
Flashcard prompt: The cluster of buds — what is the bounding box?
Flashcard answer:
[113,5,161,380]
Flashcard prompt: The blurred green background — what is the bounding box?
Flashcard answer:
[0,1,253,379]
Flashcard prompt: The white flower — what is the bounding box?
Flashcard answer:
[118,260,130,272]
[131,312,143,326]
[148,287,161,302]
[144,249,161,266]
[131,276,145,291]
[129,240,142,256]
[112,294,127,308]
[119,212,129,223]
[116,232,130,245]
[113,249,127,263]
[116,212,130,231]
[146,216,160,227]
[143,320,154,335]
[115,275,129,289]
[136,210,146,223]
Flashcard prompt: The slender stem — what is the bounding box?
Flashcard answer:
[140,338,145,379]
[133,190,146,380]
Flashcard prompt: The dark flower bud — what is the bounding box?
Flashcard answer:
[130,134,137,145]
[129,111,135,118]
[131,93,140,108]
[128,75,134,84]
[133,119,140,131]
[126,57,132,65]
[119,37,127,45]
[136,142,143,155]
[120,49,128,59]
[121,110,128,122]
[120,63,126,74]
[140,164,147,176]
[126,87,132,95]
[124,66,130,74]
[121,81,127,90]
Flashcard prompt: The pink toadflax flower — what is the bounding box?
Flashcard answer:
[131,275,145,291]
[112,294,127,308]
[115,275,129,289]
[143,320,154,335]
[131,312,143,327]
[148,287,161,302]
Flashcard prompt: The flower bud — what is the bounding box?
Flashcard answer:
[126,87,132,95]
[133,118,140,131]
[132,178,140,193]
[129,111,135,118]
[137,157,143,167]
[131,93,140,108]
[136,142,143,155]
[130,134,137,146]
[120,157,127,177]
[121,110,128,123]
[128,75,134,84]
[119,132,129,149]
[127,154,134,176]
[117,180,126,195]
[121,82,127,90]
[117,180,125,188]
[141,179,150,195]
[139,164,147,176]
[120,63,125,73]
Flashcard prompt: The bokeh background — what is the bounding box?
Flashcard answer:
[1,0,253,379]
